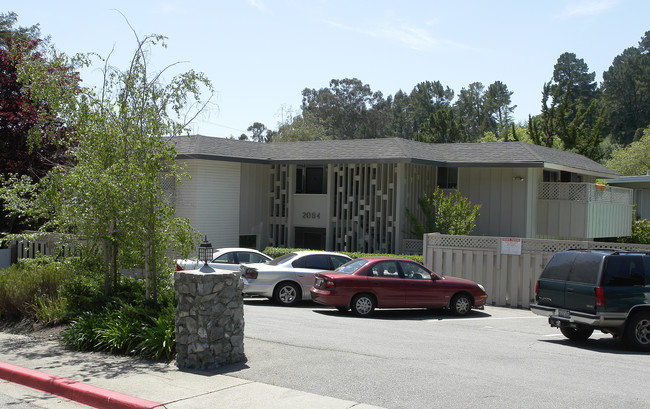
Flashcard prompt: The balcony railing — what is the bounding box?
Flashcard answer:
[538,182,632,204]
[537,182,633,239]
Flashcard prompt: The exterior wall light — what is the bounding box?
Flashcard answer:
[513,176,525,182]
[198,235,215,273]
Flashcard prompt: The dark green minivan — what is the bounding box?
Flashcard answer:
[530,249,650,350]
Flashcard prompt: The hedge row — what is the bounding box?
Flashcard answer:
[261,247,423,264]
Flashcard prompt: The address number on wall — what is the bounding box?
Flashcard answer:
[302,212,321,219]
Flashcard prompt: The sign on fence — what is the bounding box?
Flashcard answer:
[422,233,650,309]
[500,238,522,255]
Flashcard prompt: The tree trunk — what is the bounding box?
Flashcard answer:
[102,236,112,297]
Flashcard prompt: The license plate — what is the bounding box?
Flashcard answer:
[558,309,570,318]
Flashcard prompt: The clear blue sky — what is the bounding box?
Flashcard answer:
[10,1,650,139]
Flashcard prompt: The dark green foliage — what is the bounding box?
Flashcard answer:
[59,311,101,351]
[136,308,176,360]
[602,31,650,145]
[60,303,176,361]
[93,306,142,353]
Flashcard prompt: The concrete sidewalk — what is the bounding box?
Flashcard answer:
[0,332,384,409]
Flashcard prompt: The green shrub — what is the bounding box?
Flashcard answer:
[262,247,423,264]
[33,294,68,324]
[61,303,176,361]
[618,218,650,244]
[135,307,176,361]
[0,256,73,321]
[60,311,101,351]
[94,306,142,354]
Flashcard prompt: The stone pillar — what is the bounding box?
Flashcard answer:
[174,270,244,370]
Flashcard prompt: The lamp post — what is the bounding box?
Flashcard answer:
[198,235,215,273]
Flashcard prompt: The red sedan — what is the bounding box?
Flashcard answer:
[310,257,487,317]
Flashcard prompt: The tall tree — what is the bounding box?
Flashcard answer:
[455,82,486,141]
[274,109,328,141]
[0,14,75,233]
[301,78,380,139]
[1,24,212,302]
[536,53,605,159]
[386,90,411,139]
[550,52,598,123]
[407,81,454,139]
[417,106,464,143]
[483,81,516,137]
[602,31,650,145]
[245,122,272,142]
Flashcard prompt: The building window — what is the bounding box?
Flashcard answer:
[296,166,327,194]
[543,170,559,182]
[437,167,458,189]
[239,235,257,248]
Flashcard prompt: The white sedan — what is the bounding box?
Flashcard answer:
[176,247,272,272]
[240,250,352,306]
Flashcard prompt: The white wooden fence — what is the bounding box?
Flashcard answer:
[3,232,74,265]
[422,233,650,308]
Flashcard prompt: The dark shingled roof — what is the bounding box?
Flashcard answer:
[172,135,618,177]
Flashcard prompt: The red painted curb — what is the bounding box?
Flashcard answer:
[0,361,163,409]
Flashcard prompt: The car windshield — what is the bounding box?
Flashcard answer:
[267,252,298,266]
[335,259,368,274]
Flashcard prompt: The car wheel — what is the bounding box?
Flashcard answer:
[351,294,375,317]
[624,311,650,351]
[559,325,594,342]
[449,293,472,316]
[273,282,301,307]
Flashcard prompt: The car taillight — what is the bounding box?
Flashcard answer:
[535,280,539,297]
[595,286,605,307]
[176,263,183,271]
[325,279,335,288]
[243,268,258,279]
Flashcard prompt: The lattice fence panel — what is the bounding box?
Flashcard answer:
[422,233,650,309]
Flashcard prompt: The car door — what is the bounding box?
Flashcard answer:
[564,252,603,313]
[536,252,577,308]
[292,254,333,293]
[210,251,238,271]
[367,260,407,307]
[398,261,442,307]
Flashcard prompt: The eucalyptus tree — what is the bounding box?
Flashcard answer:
[301,78,380,139]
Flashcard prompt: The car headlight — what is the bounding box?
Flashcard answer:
[478,283,486,292]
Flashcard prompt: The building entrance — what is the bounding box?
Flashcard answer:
[294,227,326,250]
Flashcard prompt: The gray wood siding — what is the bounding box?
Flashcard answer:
[460,167,529,238]
[174,159,241,248]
